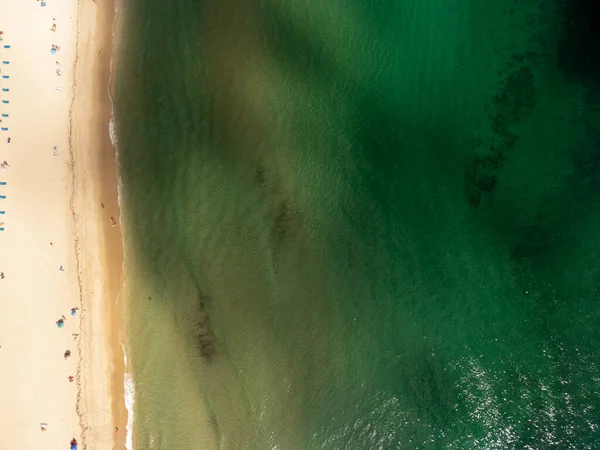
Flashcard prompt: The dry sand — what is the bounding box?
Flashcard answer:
[0,0,126,448]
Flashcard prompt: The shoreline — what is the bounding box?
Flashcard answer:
[108,2,136,448]
[70,0,128,448]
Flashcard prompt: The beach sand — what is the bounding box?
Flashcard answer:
[0,0,126,448]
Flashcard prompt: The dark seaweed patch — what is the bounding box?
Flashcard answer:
[254,166,266,185]
[465,59,537,207]
[190,310,218,363]
[272,199,293,246]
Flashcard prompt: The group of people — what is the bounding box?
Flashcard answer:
[1,23,79,449]
[51,304,80,449]
[50,19,63,80]
[51,45,63,77]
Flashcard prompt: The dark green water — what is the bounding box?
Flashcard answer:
[115,0,600,448]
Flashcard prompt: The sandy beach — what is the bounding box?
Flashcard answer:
[0,0,126,448]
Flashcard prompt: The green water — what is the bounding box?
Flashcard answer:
[114,0,600,448]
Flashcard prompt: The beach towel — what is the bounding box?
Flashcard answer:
[1,75,9,79]
[3,45,9,49]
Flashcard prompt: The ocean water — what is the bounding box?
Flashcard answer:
[114,0,600,448]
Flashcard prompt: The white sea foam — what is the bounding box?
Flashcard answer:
[109,116,118,148]
[123,345,136,450]
[107,0,128,291]
[109,8,135,449]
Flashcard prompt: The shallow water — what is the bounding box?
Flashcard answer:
[115,0,600,448]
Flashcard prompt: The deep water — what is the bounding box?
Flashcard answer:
[115,0,600,448]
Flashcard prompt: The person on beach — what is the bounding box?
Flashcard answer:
[7,137,10,144]
[1,272,4,279]
[56,318,64,328]
[64,350,71,360]
[58,265,64,272]
[111,216,117,227]
[68,376,74,383]
[51,24,56,32]
[72,333,79,340]
[71,307,78,316]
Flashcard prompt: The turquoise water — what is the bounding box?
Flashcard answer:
[115,0,600,448]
